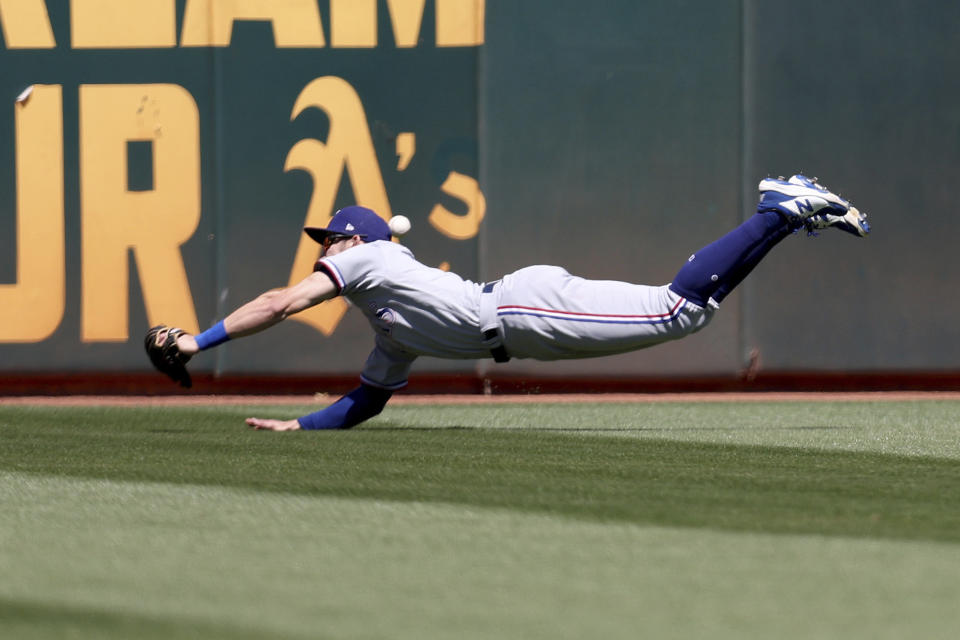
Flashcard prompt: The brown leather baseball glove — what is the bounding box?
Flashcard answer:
[144,325,193,388]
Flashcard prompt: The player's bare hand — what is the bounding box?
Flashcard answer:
[246,417,302,431]
[175,333,199,356]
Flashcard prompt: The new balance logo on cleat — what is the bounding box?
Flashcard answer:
[764,194,831,217]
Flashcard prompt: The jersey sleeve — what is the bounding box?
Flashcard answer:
[316,242,385,296]
[360,335,417,390]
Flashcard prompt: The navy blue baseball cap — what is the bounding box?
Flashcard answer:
[304,206,391,244]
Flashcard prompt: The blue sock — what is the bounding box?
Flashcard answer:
[669,211,794,306]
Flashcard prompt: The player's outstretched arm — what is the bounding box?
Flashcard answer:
[246,384,393,431]
[175,271,339,357]
[225,271,339,337]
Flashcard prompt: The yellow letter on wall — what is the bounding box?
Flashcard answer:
[330,0,375,48]
[0,0,55,48]
[0,85,64,342]
[385,0,426,48]
[428,172,486,240]
[71,0,176,48]
[80,84,201,341]
[284,76,393,335]
[181,0,324,47]
[436,0,484,47]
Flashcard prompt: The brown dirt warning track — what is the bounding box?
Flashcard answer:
[1,391,958,407]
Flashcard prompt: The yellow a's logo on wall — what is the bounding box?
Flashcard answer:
[284,77,486,337]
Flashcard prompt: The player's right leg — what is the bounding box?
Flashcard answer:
[492,176,868,361]
[669,175,869,307]
[494,267,714,360]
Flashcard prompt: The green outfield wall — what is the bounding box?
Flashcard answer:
[1,1,958,386]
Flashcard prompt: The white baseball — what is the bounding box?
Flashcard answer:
[389,215,411,236]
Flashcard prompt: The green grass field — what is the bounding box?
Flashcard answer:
[2,399,959,639]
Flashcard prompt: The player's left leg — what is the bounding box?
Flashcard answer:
[669,175,869,307]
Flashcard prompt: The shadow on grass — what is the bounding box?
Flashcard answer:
[365,424,849,432]
[2,409,958,543]
[0,597,279,640]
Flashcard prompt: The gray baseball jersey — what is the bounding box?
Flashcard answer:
[318,241,714,389]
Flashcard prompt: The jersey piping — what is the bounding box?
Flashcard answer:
[496,297,687,325]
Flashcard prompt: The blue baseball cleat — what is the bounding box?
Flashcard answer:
[758,174,870,237]
[787,175,870,237]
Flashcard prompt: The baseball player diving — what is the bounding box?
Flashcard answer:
[145,175,869,431]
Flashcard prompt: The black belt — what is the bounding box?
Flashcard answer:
[483,329,510,363]
[481,280,510,362]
